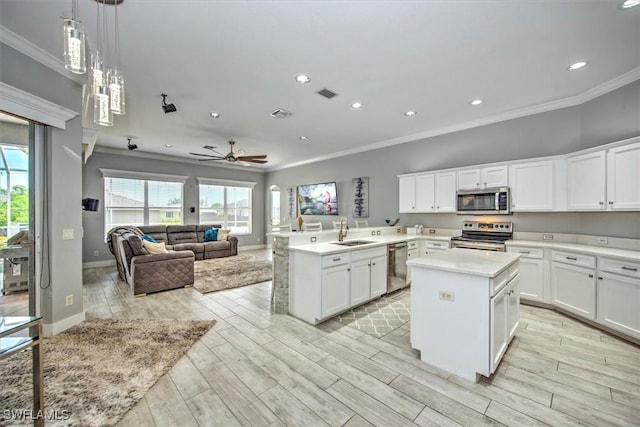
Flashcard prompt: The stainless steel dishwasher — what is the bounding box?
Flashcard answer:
[387,242,408,293]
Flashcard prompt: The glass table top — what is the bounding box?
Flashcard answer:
[0,316,42,356]
[0,316,41,335]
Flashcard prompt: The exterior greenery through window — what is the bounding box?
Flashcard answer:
[199,183,252,235]
[102,170,186,237]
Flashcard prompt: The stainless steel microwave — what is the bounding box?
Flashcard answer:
[456,187,510,215]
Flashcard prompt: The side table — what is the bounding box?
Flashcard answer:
[0,316,44,427]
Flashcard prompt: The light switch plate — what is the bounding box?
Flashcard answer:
[596,237,608,245]
[543,234,554,240]
[439,291,455,302]
[62,228,74,240]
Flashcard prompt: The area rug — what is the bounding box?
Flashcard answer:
[334,288,411,338]
[0,318,214,427]
[193,254,272,294]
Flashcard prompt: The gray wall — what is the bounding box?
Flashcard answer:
[265,79,640,239]
[1,43,84,327]
[82,151,265,262]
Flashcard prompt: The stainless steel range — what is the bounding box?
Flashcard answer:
[450,221,513,252]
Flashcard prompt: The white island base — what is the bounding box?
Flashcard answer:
[409,249,520,383]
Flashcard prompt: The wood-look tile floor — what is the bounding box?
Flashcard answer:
[78,250,639,426]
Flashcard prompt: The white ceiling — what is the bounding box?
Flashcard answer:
[2,0,639,170]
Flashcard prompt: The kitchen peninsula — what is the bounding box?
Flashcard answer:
[408,248,520,382]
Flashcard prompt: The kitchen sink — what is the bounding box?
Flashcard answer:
[332,240,375,246]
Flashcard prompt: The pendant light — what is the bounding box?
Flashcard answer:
[63,0,87,74]
[90,1,105,99]
[108,0,125,115]
[93,0,112,126]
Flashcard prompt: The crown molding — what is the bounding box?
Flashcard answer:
[0,82,78,129]
[0,24,86,85]
[578,67,640,103]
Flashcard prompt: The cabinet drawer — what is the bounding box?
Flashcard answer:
[408,241,418,250]
[492,269,509,296]
[507,246,543,259]
[350,247,386,262]
[552,250,596,269]
[508,263,519,280]
[424,240,449,250]
[599,257,640,279]
[322,252,350,268]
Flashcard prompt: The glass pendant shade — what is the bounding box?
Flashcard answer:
[90,50,105,98]
[63,19,86,74]
[94,85,113,126]
[108,67,126,115]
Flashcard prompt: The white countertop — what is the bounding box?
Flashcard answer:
[288,234,419,255]
[507,240,640,262]
[407,248,520,278]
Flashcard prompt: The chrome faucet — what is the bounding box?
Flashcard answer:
[338,217,347,242]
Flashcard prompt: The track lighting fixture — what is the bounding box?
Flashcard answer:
[127,138,138,151]
[161,93,177,114]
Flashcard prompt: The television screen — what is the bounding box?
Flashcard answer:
[297,182,339,215]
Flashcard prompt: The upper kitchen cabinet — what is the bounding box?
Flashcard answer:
[458,166,508,190]
[607,142,640,210]
[398,172,456,213]
[509,160,554,211]
[567,151,607,210]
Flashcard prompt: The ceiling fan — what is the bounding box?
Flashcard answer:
[189,140,268,166]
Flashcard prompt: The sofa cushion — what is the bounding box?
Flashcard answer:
[125,233,148,256]
[138,225,170,244]
[204,228,218,242]
[203,241,231,252]
[167,225,197,245]
[172,242,205,253]
[143,240,168,254]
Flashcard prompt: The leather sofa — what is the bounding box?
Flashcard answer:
[108,224,238,296]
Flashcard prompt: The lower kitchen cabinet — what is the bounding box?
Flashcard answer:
[597,268,640,340]
[507,246,544,301]
[321,263,351,318]
[552,252,597,320]
[490,275,519,374]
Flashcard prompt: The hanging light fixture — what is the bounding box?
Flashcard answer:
[63,0,87,74]
[108,0,125,115]
[93,0,112,126]
[90,0,105,99]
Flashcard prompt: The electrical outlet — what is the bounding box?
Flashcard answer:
[543,234,554,240]
[62,228,74,240]
[596,237,608,245]
[439,291,455,302]
[310,236,317,242]
[376,230,381,236]
[93,250,99,257]
[371,231,376,236]
[429,229,436,234]
[65,295,73,306]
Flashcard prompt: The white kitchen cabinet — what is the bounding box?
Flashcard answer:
[434,172,457,212]
[407,241,419,284]
[415,174,435,212]
[552,252,597,320]
[457,166,508,190]
[370,255,387,297]
[321,263,351,318]
[597,257,640,339]
[567,150,607,210]
[607,142,640,210]
[491,275,519,374]
[398,175,416,213]
[509,160,554,211]
[507,246,544,302]
[351,247,388,303]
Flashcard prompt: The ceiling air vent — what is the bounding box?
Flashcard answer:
[269,108,294,118]
[317,88,338,99]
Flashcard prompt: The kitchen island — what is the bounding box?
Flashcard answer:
[408,248,520,382]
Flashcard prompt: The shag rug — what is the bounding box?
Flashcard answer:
[193,254,273,294]
[0,318,214,427]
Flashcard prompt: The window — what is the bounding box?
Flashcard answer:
[101,169,187,236]
[198,178,255,235]
[270,185,280,226]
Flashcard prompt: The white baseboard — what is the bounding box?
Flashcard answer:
[239,244,267,251]
[83,259,116,269]
[43,311,86,337]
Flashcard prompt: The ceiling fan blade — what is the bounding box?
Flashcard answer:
[237,154,267,160]
[189,152,226,159]
[245,159,268,164]
[197,158,225,162]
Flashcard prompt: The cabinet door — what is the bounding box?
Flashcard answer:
[415,174,436,212]
[398,176,416,213]
[597,272,640,339]
[607,142,640,210]
[435,172,457,212]
[482,166,509,189]
[507,276,520,341]
[552,262,596,320]
[567,151,606,210]
[350,259,371,306]
[518,257,544,301]
[406,249,418,284]
[509,161,553,211]
[370,255,387,297]
[490,284,508,374]
[321,264,351,318]
[457,169,481,190]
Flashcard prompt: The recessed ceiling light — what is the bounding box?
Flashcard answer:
[299,136,308,141]
[295,74,311,84]
[351,102,363,109]
[620,0,640,9]
[164,144,173,148]
[470,99,484,106]
[404,110,417,117]
[567,61,588,71]
[209,112,220,118]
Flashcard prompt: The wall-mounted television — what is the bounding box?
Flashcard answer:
[297,182,339,215]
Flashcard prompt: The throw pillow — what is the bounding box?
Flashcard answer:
[218,229,230,241]
[142,240,168,254]
[204,228,219,242]
[141,234,158,243]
